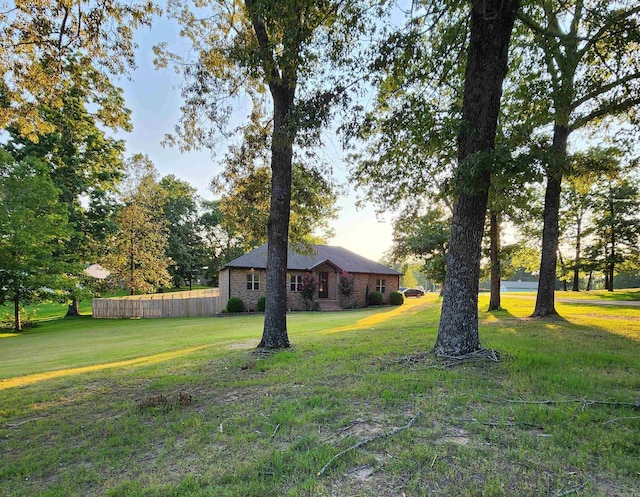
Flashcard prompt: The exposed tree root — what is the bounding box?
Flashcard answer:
[387,348,502,371]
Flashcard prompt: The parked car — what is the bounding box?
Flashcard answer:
[402,287,425,298]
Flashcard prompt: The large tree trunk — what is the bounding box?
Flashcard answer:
[66,299,80,317]
[258,84,295,349]
[488,211,501,311]
[532,124,569,317]
[434,0,518,356]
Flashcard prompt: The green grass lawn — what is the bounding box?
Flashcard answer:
[1,295,639,496]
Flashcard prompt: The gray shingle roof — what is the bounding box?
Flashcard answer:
[224,243,401,276]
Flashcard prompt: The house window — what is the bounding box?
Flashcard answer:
[290,274,302,291]
[247,273,260,291]
[376,278,386,293]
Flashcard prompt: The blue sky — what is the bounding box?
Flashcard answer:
[115,16,393,262]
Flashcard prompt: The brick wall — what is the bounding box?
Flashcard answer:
[224,268,400,311]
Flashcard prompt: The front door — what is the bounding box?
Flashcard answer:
[319,272,329,298]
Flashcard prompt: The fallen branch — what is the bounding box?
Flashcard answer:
[317,411,422,476]
[555,478,591,496]
[455,417,538,428]
[5,417,45,428]
[482,395,640,410]
[602,416,640,425]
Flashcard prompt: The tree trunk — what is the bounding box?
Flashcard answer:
[66,299,80,317]
[488,211,501,311]
[14,292,22,332]
[434,0,518,356]
[258,84,295,349]
[532,124,569,317]
[586,271,592,291]
[571,213,582,291]
[558,250,567,291]
[607,218,615,291]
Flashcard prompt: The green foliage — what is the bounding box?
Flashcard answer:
[346,2,469,209]
[101,155,172,295]
[0,1,156,139]
[390,206,450,286]
[257,296,266,312]
[159,175,204,288]
[0,307,38,331]
[198,200,245,284]
[368,291,383,306]
[227,297,245,313]
[0,152,71,330]
[3,78,127,307]
[214,157,340,249]
[389,291,404,306]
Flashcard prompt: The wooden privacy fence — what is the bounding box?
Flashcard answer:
[92,289,222,319]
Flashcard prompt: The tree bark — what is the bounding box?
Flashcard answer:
[66,299,80,317]
[607,207,615,291]
[14,292,22,332]
[558,250,567,291]
[434,0,518,356]
[488,211,501,311]
[532,124,569,317]
[258,84,295,349]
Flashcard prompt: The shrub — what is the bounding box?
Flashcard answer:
[257,296,266,312]
[368,291,383,306]
[338,270,354,299]
[226,297,245,313]
[299,272,318,311]
[389,291,404,306]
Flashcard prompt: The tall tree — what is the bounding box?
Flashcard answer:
[0,152,70,331]
[214,160,339,251]
[0,0,156,139]
[434,0,518,356]
[102,155,171,295]
[590,169,640,291]
[4,77,127,315]
[559,147,619,291]
[514,0,640,316]
[159,175,203,289]
[162,0,377,348]
[198,200,245,285]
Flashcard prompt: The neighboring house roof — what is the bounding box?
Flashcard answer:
[224,243,402,276]
[85,263,110,279]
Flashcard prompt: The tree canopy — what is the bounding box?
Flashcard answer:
[0,152,70,330]
[0,0,156,139]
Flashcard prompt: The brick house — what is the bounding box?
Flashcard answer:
[219,244,402,311]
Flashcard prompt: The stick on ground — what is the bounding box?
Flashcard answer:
[317,411,422,476]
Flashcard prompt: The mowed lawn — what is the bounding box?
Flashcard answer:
[1,294,639,496]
